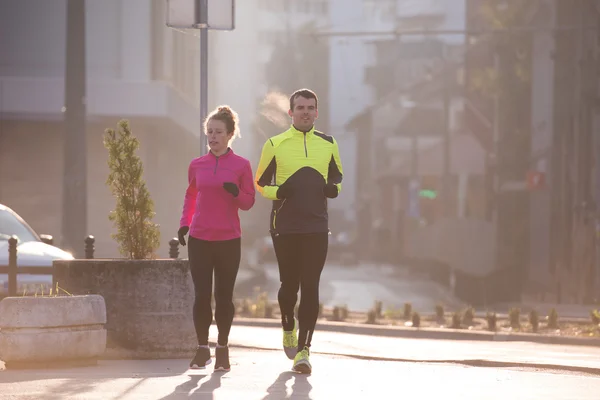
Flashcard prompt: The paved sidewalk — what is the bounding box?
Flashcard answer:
[3,350,600,399]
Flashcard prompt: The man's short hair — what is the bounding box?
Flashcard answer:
[289,88,318,111]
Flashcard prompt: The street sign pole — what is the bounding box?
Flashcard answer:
[198,0,208,155]
[166,0,235,156]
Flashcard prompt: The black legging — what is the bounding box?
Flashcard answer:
[272,232,328,350]
[188,236,241,346]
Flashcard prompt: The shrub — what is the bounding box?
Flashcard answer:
[462,306,475,326]
[374,300,383,318]
[451,311,462,329]
[435,303,445,323]
[412,312,421,328]
[264,301,274,319]
[509,307,521,329]
[486,312,497,331]
[366,309,377,324]
[332,306,347,322]
[103,120,160,259]
[340,304,349,320]
[547,308,559,329]
[403,302,412,320]
[529,310,539,332]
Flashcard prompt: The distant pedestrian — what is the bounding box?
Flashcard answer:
[255,88,344,374]
[178,105,256,371]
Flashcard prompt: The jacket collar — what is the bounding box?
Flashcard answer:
[289,124,315,136]
[208,147,233,159]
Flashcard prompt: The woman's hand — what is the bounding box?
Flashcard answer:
[178,226,189,246]
[223,182,239,197]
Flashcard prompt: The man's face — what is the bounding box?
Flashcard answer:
[288,95,318,132]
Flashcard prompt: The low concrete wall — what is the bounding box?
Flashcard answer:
[53,259,196,357]
[0,295,106,367]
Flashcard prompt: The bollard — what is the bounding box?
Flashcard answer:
[85,235,95,259]
[169,238,180,259]
[8,235,18,296]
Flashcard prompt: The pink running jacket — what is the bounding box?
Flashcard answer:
[180,149,255,241]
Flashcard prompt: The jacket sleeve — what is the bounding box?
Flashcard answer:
[180,161,198,227]
[255,139,279,200]
[327,138,343,194]
[236,159,256,211]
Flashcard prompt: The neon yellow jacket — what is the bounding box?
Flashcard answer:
[255,125,343,235]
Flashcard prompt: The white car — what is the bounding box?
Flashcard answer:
[0,204,74,296]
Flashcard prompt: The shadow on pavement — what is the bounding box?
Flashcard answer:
[262,371,313,400]
[159,371,227,399]
[0,361,188,385]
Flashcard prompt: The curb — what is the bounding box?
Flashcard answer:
[224,342,600,376]
[231,317,600,347]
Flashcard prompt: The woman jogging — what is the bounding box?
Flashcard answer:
[178,105,256,371]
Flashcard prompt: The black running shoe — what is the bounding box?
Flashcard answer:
[190,346,211,369]
[214,346,231,372]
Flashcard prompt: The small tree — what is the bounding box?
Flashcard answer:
[103,120,160,259]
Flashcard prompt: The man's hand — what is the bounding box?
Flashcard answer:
[324,183,339,199]
[276,184,293,200]
[223,182,239,197]
[178,226,189,246]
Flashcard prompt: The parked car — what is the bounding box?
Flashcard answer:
[0,204,73,296]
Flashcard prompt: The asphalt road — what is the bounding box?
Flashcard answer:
[2,326,600,399]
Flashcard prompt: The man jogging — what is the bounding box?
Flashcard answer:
[255,88,343,374]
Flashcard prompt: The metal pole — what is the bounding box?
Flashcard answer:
[411,134,418,181]
[8,236,17,297]
[198,0,208,155]
[409,133,420,221]
[62,0,87,257]
[442,49,451,217]
[492,52,500,222]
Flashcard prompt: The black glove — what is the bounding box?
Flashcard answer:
[178,226,189,246]
[223,182,239,197]
[324,183,339,199]
[276,184,293,200]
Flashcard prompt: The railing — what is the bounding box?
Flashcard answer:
[0,235,183,297]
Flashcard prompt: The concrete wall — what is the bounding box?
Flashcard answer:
[54,259,195,355]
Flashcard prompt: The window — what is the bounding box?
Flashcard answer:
[0,209,38,243]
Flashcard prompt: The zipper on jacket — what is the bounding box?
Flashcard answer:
[272,199,286,230]
[303,133,308,157]
[214,157,219,175]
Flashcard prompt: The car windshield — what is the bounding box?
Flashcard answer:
[0,209,38,243]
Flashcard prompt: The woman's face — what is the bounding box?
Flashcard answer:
[206,119,233,154]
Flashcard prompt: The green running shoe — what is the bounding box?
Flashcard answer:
[282,318,298,360]
[292,346,311,374]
